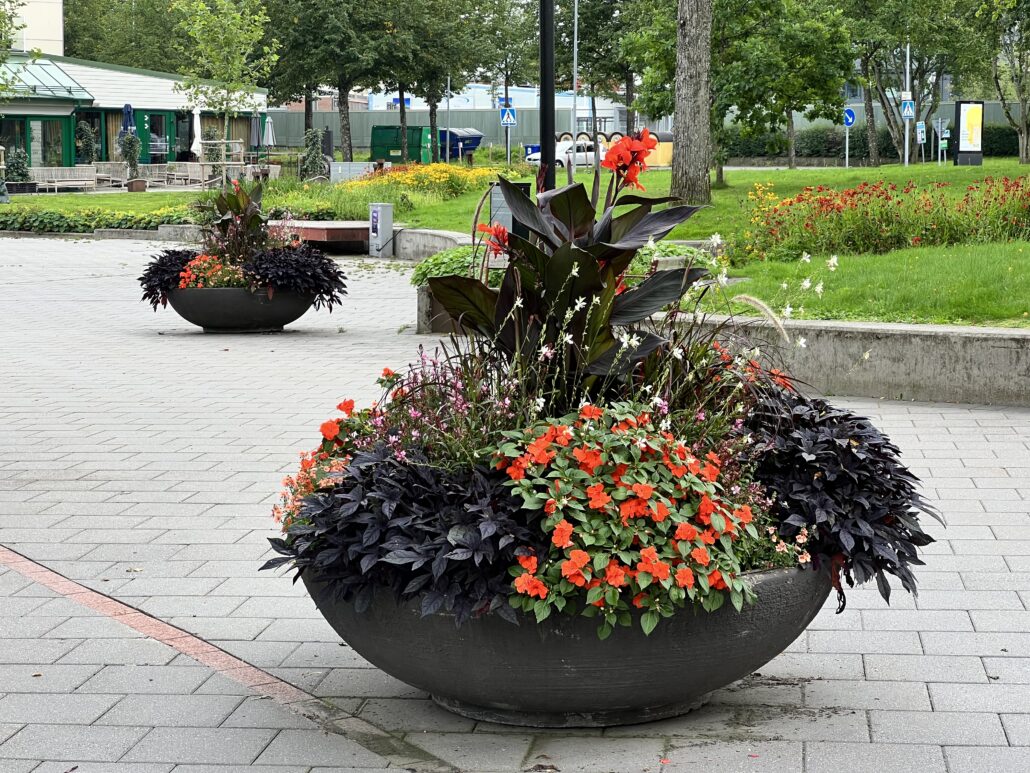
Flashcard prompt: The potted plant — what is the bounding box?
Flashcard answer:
[263,130,938,727]
[138,181,348,332]
[75,121,99,166]
[120,131,145,192]
[3,148,36,194]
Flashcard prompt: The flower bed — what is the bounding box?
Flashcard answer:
[261,131,938,725]
[737,176,1030,261]
[0,204,198,233]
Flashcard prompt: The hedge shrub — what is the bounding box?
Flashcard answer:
[0,205,198,234]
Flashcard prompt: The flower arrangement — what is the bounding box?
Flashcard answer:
[737,177,1030,261]
[264,131,937,653]
[139,181,347,312]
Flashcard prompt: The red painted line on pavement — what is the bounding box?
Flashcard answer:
[0,545,310,705]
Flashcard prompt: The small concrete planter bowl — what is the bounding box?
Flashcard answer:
[166,288,315,333]
[303,566,831,728]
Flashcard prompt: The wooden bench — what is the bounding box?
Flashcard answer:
[29,166,98,192]
[95,161,127,187]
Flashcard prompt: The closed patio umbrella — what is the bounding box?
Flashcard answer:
[119,104,135,140]
[262,116,275,147]
[190,107,203,159]
[250,115,261,149]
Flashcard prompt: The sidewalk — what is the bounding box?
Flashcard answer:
[0,238,1028,772]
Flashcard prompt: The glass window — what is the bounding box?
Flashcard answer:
[42,119,63,166]
[0,118,26,154]
[149,114,168,159]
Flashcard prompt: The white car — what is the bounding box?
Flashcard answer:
[526,140,605,168]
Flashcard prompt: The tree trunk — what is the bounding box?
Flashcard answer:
[785,111,796,170]
[715,162,724,186]
[429,100,439,163]
[337,77,354,162]
[861,54,879,166]
[1020,126,1030,164]
[304,86,314,132]
[398,84,408,161]
[671,0,712,204]
[625,69,635,134]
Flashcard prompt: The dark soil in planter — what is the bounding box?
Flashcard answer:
[303,566,831,727]
[166,287,315,333]
[5,182,37,195]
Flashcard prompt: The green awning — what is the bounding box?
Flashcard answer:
[1,55,93,102]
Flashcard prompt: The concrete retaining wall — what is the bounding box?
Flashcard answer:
[701,316,1030,407]
[393,228,471,262]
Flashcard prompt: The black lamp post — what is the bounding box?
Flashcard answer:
[540,0,555,190]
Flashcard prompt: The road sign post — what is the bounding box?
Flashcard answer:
[842,107,856,168]
[499,106,517,166]
[901,92,915,167]
[916,120,926,162]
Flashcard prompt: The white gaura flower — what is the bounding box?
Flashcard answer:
[709,233,723,248]
[671,347,684,360]
[627,334,642,348]
[573,297,587,312]
[780,282,789,291]
[796,337,807,349]
[570,263,580,277]
[717,270,729,287]
[862,350,871,360]
[782,304,793,319]
[827,255,839,271]
[562,333,574,345]
[513,297,524,308]
[800,277,812,291]
[534,397,546,412]
[659,418,672,431]
[814,281,824,297]
[800,252,811,263]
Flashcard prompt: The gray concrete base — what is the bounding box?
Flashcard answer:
[707,316,1030,406]
[393,228,471,262]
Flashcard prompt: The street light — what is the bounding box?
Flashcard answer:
[540,0,555,190]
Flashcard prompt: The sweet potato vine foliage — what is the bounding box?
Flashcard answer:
[493,402,768,639]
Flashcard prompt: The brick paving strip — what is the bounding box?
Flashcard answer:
[0,543,457,772]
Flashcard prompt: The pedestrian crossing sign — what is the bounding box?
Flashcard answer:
[500,107,517,127]
[901,100,915,120]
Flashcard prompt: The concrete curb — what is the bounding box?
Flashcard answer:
[702,316,1030,407]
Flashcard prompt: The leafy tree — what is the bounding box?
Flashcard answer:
[64,0,189,72]
[839,0,888,166]
[264,0,380,160]
[481,0,538,108]
[731,0,852,169]
[411,0,489,162]
[1,0,24,101]
[867,0,989,162]
[979,0,1030,162]
[172,0,279,186]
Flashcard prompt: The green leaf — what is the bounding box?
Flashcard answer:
[597,622,613,640]
[586,585,605,604]
[426,276,498,334]
[641,610,660,635]
[731,589,744,612]
[593,553,609,573]
[609,268,709,326]
[534,599,552,623]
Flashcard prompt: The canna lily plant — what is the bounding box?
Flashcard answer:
[428,130,709,411]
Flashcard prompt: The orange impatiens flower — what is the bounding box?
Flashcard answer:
[691,546,711,566]
[734,505,754,525]
[631,482,654,500]
[517,553,538,573]
[707,569,728,590]
[619,497,649,525]
[544,498,558,515]
[651,501,670,523]
[604,559,628,587]
[320,420,341,441]
[514,573,548,598]
[573,446,603,475]
[674,522,698,542]
[586,482,612,510]
[579,404,603,420]
[552,518,574,548]
[561,549,591,587]
[675,566,695,589]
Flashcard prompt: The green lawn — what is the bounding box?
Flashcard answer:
[11,191,197,213]
[402,157,1030,240]
[706,241,1030,328]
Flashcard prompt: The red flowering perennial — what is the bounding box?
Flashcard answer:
[496,402,763,638]
[601,128,658,191]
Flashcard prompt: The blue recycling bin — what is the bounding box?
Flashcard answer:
[524,143,541,158]
[439,128,485,160]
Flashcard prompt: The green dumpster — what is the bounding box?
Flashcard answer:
[370,125,432,163]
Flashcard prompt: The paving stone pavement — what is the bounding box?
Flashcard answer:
[1,236,1029,772]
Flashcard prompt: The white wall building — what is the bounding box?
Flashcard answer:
[12,0,64,56]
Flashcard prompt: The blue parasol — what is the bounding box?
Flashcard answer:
[118,104,136,142]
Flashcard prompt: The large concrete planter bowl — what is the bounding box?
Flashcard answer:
[166,288,314,333]
[303,566,831,727]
